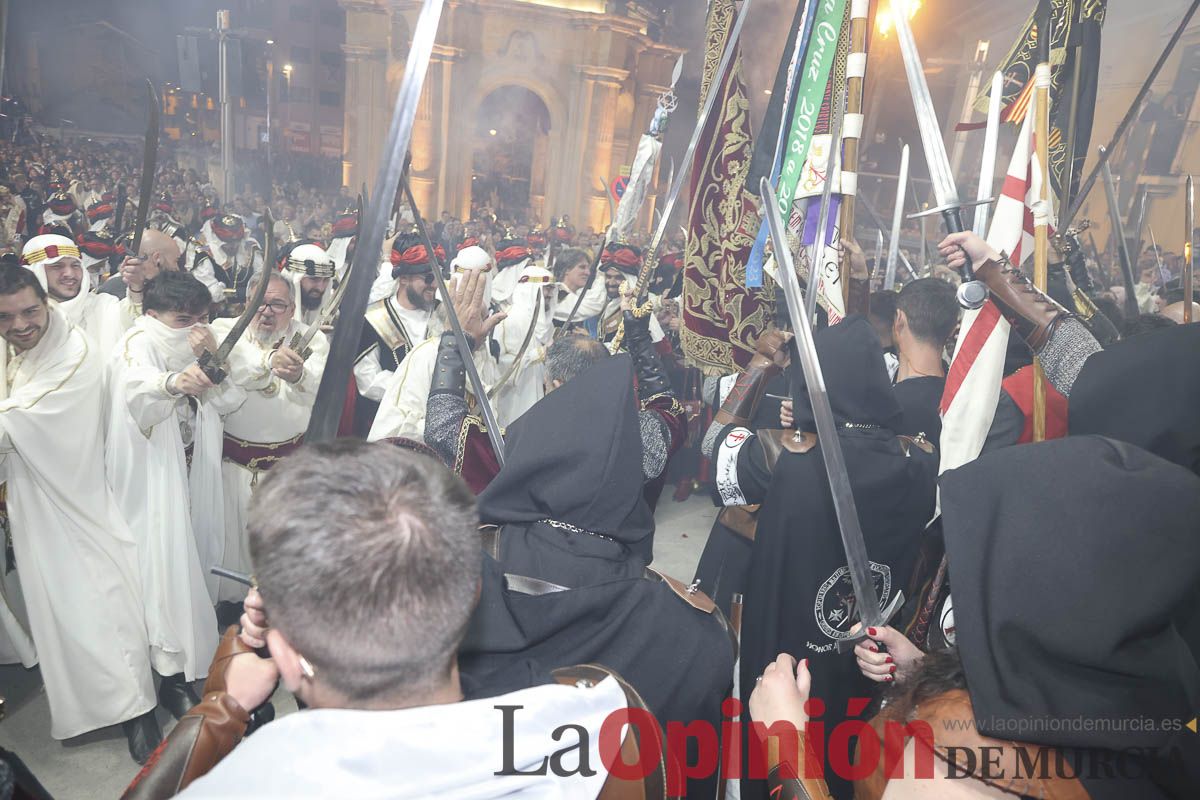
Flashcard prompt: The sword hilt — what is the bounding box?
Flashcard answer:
[197,351,227,385]
[835,589,905,655]
[939,206,989,310]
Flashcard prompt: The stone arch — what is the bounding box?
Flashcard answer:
[467,73,569,222]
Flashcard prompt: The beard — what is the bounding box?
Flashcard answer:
[406,285,431,311]
[301,290,324,310]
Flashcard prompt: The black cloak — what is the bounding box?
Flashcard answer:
[463,354,735,798]
[941,436,1200,799]
[893,374,945,448]
[740,317,939,799]
[1069,323,1200,476]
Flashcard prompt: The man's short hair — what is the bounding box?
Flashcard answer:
[0,263,47,301]
[868,290,899,329]
[897,278,960,347]
[248,440,480,703]
[143,271,212,316]
[1125,312,1176,337]
[546,333,608,385]
[552,247,590,282]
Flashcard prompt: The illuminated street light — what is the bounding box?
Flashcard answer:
[878,0,922,37]
[488,128,497,136]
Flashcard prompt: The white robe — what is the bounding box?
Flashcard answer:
[28,262,135,362]
[179,676,626,799]
[105,317,244,680]
[554,277,607,325]
[0,308,156,738]
[367,335,501,442]
[492,283,555,424]
[213,319,328,602]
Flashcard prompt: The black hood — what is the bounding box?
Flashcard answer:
[1070,323,1200,476]
[941,436,1200,793]
[789,315,904,432]
[477,353,653,544]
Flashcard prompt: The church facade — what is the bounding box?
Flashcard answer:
[340,0,683,230]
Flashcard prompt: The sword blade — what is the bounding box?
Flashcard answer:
[306,0,445,444]
[1100,148,1138,321]
[885,144,910,290]
[974,72,1003,237]
[1186,175,1194,324]
[760,176,886,633]
[893,7,957,209]
[637,0,753,295]
[805,85,847,325]
[401,172,507,462]
[131,79,160,255]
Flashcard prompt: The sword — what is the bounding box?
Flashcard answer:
[805,84,847,326]
[131,79,160,256]
[860,192,918,281]
[210,566,255,588]
[305,0,446,444]
[1185,175,1194,324]
[113,182,127,237]
[400,170,507,461]
[488,299,540,401]
[974,72,1003,237]
[760,176,901,653]
[871,229,884,289]
[1149,225,1168,286]
[1099,148,1138,321]
[892,8,989,309]
[288,259,352,360]
[198,210,275,385]
[884,144,909,291]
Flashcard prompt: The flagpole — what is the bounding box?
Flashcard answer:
[1058,0,1084,214]
[838,0,871,305]
[1032,61,1051,443]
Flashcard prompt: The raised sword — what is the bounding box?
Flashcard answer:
[760,176,903,654]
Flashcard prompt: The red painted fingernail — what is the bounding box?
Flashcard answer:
[886,675,895,682]
[884,656,893,664]
[867,627,877,636]
[890,665,897,674]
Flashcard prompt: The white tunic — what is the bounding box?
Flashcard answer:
[367,335,502,442]
[213,319,328,602]
[492,279,555,424]
[179,676,626,799]
[0,308,155,738]
[105,317,244,680]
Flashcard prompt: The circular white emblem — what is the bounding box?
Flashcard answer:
[814,561,893,640]
[940,595,956,646]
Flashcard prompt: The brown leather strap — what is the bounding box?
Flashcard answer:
[713,367,774,429]
[121,695,249,800]
[203,626,258,696]
[480,524,501,560]
[552,664,675,799]
[895,434,935,456]
[717,504,760,542]
[756,429,817,473]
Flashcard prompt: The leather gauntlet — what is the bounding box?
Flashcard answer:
[714,329,790,429]
[623,309,672,400]
[974,255,1072,353]
[123,628,253,800]
[430,330,469,398]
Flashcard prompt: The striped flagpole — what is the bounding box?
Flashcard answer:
[837,0,871,304]
[1032,62,1052,442]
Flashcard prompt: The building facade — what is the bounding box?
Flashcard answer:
[341,0,683,229]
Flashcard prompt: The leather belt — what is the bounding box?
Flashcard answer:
[221,432,304,473]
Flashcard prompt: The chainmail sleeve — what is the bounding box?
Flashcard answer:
[1037,317,1101,398]
[639,409,670,480]
[425,394,469,469]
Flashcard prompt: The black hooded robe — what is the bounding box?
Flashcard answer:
[459,354,736,799]
[712,318,939,800]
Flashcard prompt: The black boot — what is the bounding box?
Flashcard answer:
[157,672,201,720]
[122,710,162,765]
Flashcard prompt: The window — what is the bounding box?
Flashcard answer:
[319,91,342,107]
[289,86,312,104]
[319,50,342,67]
[319,8,343,27]
[289,4,312,22]
[289,46,312,64]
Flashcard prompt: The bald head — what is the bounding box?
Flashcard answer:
[139,229,182,277]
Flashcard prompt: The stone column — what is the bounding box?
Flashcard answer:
[341,0,390,194]
[576,65,628,232]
